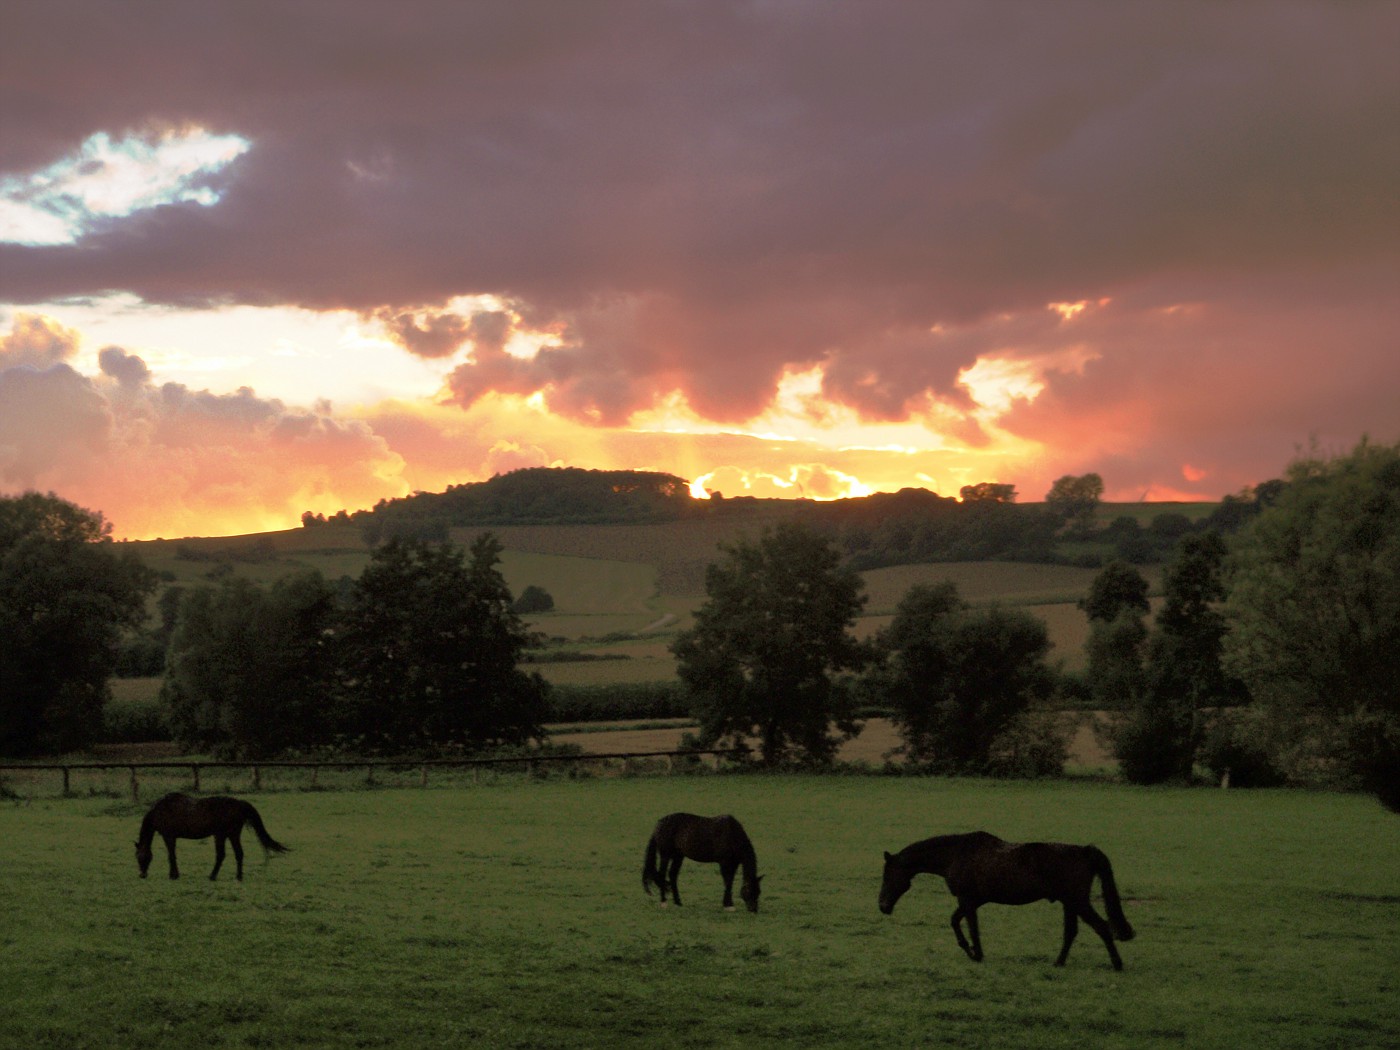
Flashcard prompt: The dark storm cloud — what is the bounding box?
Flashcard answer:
[2,0,1397,492]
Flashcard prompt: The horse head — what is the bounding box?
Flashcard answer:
[135,841,153,878]
[740,873,763,913]
[878,851,913,915]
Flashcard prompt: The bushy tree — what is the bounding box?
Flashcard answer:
[1079,561,1150,624]
[959,482,1017,503]
[1223,438,1400,809]
[161,571,337,757]
[1045,472,1104,529]
[511,584,555,614]
[1106,534,1240,783]
[671,523,870,765]
[0,492,156,755]
[870,582,1060,775]
[1079,561,1150,712]
[337,534,549,752]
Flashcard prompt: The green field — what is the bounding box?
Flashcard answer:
[3,777,1396,1049]
[122,519,1173,685]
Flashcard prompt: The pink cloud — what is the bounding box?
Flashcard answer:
[0,315,407,537]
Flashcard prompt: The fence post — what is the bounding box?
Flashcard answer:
[252,765,261,790]
[129,766,139,802]
[191,765,200,792]
[420,764,428,788]
[62,766,70,796]
[310,766,319,788]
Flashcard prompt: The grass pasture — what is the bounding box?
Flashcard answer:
[3,778,1396,1049]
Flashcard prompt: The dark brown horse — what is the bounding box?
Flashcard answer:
[879,830,1135,969]
[643,812,763,912]
[135,792,289,881]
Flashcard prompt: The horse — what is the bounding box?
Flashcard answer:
[878,830,1135,970]
[135,792,289,881]
[642,812,763,912]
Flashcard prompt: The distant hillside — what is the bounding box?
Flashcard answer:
[296,465,1238,568]
[342,468,706,541]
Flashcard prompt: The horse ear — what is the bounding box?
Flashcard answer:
[883,851,892,862]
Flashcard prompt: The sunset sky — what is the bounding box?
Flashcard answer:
[2,1,1397,540]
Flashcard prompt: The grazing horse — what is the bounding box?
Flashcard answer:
[878,830,1135,970]
[642,812,763,912]
[135,792,289,881]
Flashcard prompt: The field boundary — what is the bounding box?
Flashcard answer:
[0,748,742,800]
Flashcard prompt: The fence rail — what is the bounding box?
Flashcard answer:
[0,748,741,800]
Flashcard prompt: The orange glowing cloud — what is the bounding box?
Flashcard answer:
[1,314,408,538]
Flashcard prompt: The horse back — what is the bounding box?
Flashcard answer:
[656,812,749,863]
[148,793,250,838]
[951,841,1096,905]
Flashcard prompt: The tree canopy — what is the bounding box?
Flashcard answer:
[1045,473,1105,526]
[337,534,550,752]
[161,572,338,758]
[870,582,1058,774]
[671,523,870,765]
[0,492,156,755]
[1223,437,1400,809]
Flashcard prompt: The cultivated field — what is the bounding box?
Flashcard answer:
[3,778,1396,1049]
[123,515,1166,680]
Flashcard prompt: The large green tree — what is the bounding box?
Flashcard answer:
[1223,438,1400,809]
[338,534,549,752]
[1079,561,1151,713]
[1113,533,1237,783]
[671,523,870,765]
[161,571,338,757]
[0,492,156,755]
[871,582,1059,774]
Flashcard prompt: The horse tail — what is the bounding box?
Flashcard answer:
[642,834,661,896]
[1088,846,1135,941]
[243,802,290,856]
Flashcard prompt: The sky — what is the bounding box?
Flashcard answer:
[2,1,1397,540]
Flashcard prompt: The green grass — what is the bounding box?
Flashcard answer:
[3,778,1396,1049]
[859,562,1112,614]
[1093,502,1218,526]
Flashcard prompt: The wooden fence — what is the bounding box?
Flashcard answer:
[0,748,742,800]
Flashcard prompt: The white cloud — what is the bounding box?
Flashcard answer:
[0,128,250,245]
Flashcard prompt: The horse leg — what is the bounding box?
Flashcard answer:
[667,856,684,906]
[1055,903,1079,966]
[163,833,180,880]
[962,902,984,962]
[950,903,978,961]
[210,834,226,880]
[720,861,737,910]
[231,830,245,881]
[1077,902,1124,971]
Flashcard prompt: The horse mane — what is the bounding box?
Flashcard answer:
[901,831,1000,868]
